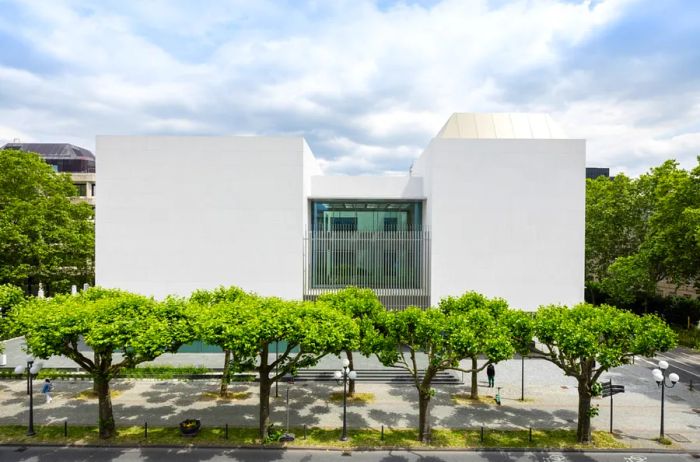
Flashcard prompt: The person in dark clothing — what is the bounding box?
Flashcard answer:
[486,363,495,388]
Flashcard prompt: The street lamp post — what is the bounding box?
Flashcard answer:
[651,360,679,439]
[334,358,357,441]
[14,357,43,436]
[279,373,295,442]
[521,354,525,401]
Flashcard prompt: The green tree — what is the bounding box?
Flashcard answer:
[641,160,700,288]
[9,288,194,438]
[532,303,677,443]
[586,158,700,305]
[189,286,247,396]
[0,149,94,295]
[0,284,25,352]
[601,254,656,306]
[316,287,385,396]
[194,295,358,440]
[375,307,514,442]
[585,174,647,283]
[438,292,532,399]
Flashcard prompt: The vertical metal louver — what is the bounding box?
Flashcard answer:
[303,230,431,310]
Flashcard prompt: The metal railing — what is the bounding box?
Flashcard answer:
[303,230,431,309]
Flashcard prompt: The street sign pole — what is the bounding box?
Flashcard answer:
[609,379,613,434]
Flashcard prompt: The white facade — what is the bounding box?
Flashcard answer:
[96,113,585,310]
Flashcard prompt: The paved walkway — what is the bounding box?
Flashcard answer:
[2,337,700,450]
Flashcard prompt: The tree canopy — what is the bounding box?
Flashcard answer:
[0,284,25,351]
[586,158,700,304]
[191,294,359,439]
[189,285,249,396]
[316,287,385,395]
[9,288,194,438]
[438,292,532,398]
[375,305,515,442]
[0,149,94,295]
[532,303,677,443]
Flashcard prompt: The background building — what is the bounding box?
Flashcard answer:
[1,142,96,206]
[96,113,585,311]
[585,167,610,179]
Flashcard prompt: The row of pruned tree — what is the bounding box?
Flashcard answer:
[4,286,676,443]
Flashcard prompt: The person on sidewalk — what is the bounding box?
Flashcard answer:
[41,379,53,403]
[486,363,495,388]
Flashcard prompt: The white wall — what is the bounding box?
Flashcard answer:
[423,138,585,310]
[96,136,307,299]
[310,175,424,200]
[97,130,585,310]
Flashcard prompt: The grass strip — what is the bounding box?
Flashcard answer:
[0,425,627,449]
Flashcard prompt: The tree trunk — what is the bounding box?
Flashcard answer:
[258,343,272,440]
[94,374,115,439]
[576,378,593,443]
[346,350,355,396]
[417,366,437,443]
[220,350,231,397]
[470,356,479,399]
[418,390,431,442]
[259,371,272,440]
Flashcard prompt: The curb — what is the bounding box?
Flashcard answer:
[1,442,696,454]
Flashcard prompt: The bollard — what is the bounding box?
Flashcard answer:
[480,426,484,442]
[144,422,148,439]
[529,427,532,442]
[381,424,384,441]
[225,423,228,440]
[64,420,68,437]
[690,379,694,392]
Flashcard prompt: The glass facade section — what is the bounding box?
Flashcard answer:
[311,201,422,232]
[305,200,430,309]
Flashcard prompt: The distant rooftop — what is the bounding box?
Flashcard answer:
[436,113,568,139]
[1,142,95,173]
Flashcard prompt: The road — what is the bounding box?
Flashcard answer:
[651,348,700,383]
[1,446,697,462]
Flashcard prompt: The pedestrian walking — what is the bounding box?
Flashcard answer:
[486,363,495,388]
[41,378,53,403]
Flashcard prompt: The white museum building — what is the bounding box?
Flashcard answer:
[96,113,585,311]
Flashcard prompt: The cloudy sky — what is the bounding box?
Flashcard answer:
[0,0,698,176]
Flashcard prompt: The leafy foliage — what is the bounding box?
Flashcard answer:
[586,158,700,304]
[0,284,25,351]
[585,174,647,282]
[375,303,516,441]
[0,149,94,295]
[316,287,385,355]
[191,293,359,439]
[438,292,533,398]
[533,303,677,443]
[9,287,194,438]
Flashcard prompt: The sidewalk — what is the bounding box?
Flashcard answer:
[2,338,700,450]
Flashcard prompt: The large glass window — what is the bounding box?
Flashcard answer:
[311,200,422,231]
[308,200,425,289]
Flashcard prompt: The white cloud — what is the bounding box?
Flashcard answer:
[0,0,697,176]
[557,93,700,176]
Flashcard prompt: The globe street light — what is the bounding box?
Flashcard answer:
[334,358,357,441]
[14,357,43,436]
[652,359,679,439]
